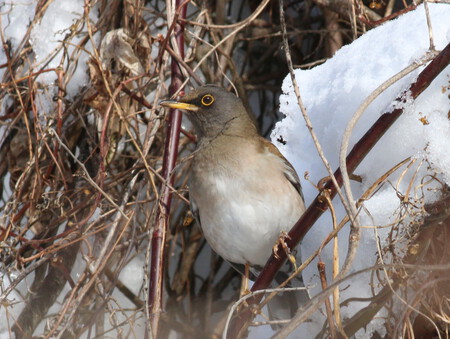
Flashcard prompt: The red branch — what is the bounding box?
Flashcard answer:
[147,1,188,338]
[227,43,450,338]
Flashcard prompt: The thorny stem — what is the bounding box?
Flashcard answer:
[146,0,188,337]
[226,40,450,339]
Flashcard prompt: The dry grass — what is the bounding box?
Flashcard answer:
[0,0,448,338]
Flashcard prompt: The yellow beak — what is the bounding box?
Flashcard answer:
[159,100,199,112]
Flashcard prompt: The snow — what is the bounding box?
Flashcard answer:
[119,254,145,296]
[270,3,450,338]
[1,0,98,104]
[1,1,36,52]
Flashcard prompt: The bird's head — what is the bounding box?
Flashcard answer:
[160,85,255,140]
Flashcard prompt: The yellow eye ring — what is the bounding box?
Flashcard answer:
[201,94,214,106]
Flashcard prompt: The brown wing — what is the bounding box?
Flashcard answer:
[262,138,304,201]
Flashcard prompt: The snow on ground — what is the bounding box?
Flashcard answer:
[269,3,450,338]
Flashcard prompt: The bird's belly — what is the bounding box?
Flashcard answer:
[191,172,303,266]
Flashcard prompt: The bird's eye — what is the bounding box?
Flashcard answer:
[201,94,214,106]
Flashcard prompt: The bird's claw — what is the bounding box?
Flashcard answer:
[272,232,298,270]
[273,231,291,259]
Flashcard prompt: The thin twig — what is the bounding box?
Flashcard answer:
[146,0,188,337]
[278,0,352,222]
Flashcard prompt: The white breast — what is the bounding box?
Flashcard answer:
[190,143,304,266]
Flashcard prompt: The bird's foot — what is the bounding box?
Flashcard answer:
[273,232,297,270]
[272,231,291,259]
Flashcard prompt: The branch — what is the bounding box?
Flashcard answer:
[146,0,188,338]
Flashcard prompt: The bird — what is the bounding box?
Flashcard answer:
[160,85,307,322]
